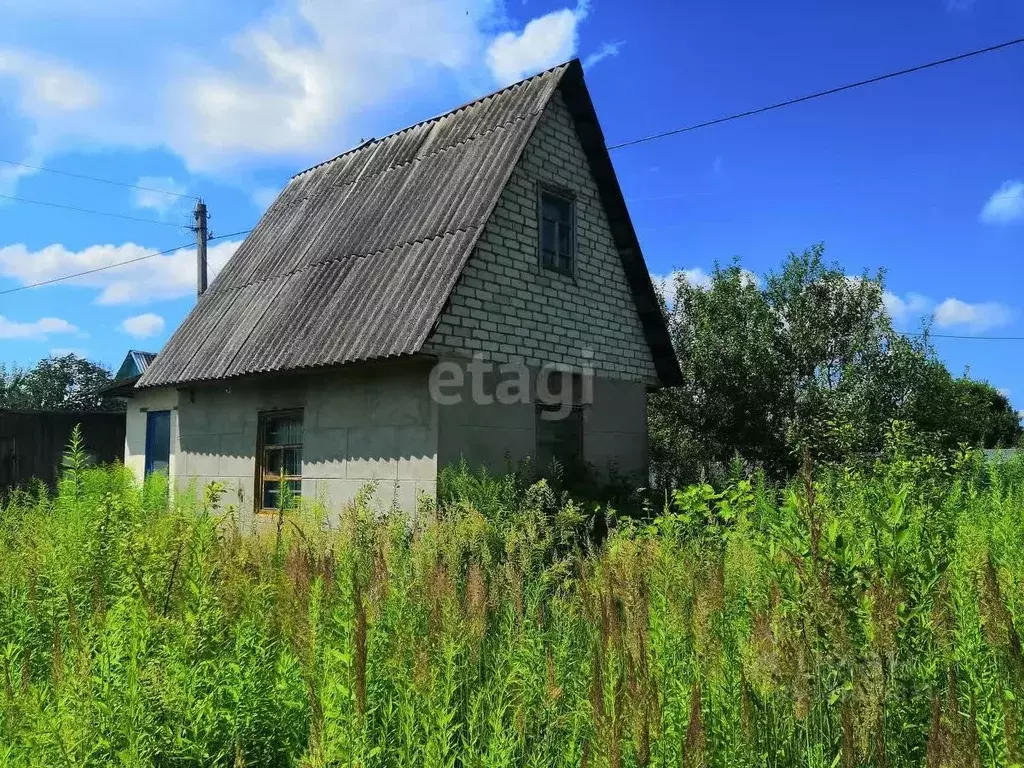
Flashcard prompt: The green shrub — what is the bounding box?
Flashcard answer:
[1,449,1023,766]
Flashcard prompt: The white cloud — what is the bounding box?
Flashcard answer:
[651,267,761,307]
[0,315,79,340]
[0,48,101,115]
[1,0,596,179]
[168,0,505,170]
[132,176,188,215]
[120,312,165,338]
[486,2,587,85]
[933,298,1014,333]
[651,268,710,306]
[0,239,241,305]
[680,268,714,290]
[883,291,931,323]
[980,181,1024,225]
[582,40,623,69]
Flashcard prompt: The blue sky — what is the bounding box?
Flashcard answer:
[0,0,1021,403]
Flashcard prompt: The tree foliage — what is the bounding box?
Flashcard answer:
[650,245,1021,485]
[0,353,122,412]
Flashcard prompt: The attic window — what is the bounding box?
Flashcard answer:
[539,189,575,276]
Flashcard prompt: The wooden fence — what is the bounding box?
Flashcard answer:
[0,410,126,494]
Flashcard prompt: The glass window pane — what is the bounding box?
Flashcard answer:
[540,192,574,273]
[265,448,282,475]
[541,197,558,220]
[558,223,573,256]
[263,480,280,509]
[541,218,557,255]
[258,410,303,512]
[266,415,302,446]
[145,410,171,476]
[283,447,302,476]
[542,193,571,224]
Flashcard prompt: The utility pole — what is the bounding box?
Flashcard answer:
[194,199,208,298]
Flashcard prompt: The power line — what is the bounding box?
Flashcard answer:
[0,230,251,296]
[0,158,198,200]
[208,229,252,241]
[907,332,1024,341]
[607,36,1024,151]
[0,192,190,228]
[0,242,190,296]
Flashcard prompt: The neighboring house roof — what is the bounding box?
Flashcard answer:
[95,350,158,397]
[140,59,681,389]
[114,350,157,381]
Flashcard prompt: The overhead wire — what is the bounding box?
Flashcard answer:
[0,230,252,296]
[906,332,1024,341]
[607,36,1024,150]
[0,192,191,228]
[0,158,198,200]
[1,36,1020,327]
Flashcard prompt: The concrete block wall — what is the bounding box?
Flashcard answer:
[125,360,438,518]
[436,366,536,475]
[125,387,180,481]
[582,377,648,480]
[436,363,649,482]
[423,87,659,385]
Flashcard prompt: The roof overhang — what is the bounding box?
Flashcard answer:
[94,375,142,398]
[557,60,682,388]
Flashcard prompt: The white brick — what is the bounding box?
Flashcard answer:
[425,90,659,384]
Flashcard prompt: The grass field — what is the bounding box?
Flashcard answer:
[1,435,1023,767]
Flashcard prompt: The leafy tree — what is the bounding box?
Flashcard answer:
[650,245,1021,485]
[912,369,1021,450]
[0,354,122,412]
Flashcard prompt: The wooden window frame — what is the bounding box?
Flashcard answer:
[537,184,577,278]
[254,408,304,514]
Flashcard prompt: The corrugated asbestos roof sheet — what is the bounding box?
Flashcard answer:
[140,60,683,389]
[114,350,157,381]
[141,65,566,388]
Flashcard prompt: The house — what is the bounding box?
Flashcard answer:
[125,59,681,516]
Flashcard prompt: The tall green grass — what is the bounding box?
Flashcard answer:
[1,434,1022,766]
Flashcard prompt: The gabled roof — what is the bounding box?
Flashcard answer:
[140,60,681,389]
[94,350,158,398]
[114,350,157,381]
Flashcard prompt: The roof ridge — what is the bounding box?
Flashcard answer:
[291,60,575,180]
[206,224,483,298]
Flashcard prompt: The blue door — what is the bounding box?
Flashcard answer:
[144,410,171,476]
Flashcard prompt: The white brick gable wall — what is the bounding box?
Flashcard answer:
[424,88,660,384]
